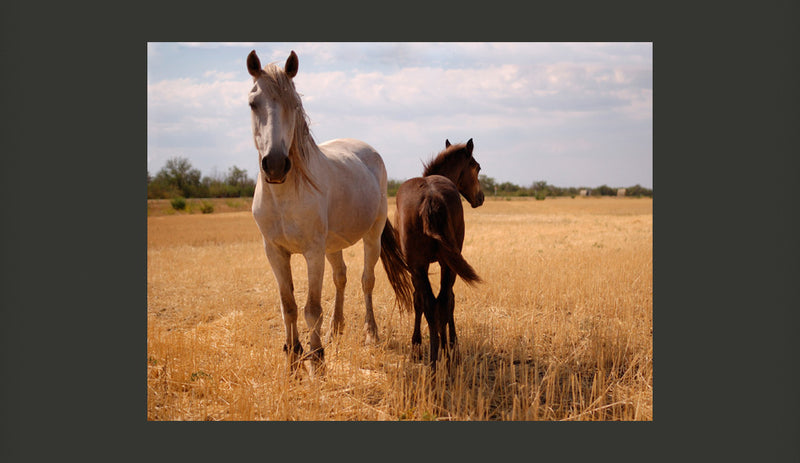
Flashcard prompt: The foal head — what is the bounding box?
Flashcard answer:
[246,50,315,188]
[424,139,485,208]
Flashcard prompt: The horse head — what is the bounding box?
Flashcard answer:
[446,138,485,208]
[247,50,302,185]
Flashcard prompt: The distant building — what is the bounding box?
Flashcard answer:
[617,188,627,197]
[579,189,590,197]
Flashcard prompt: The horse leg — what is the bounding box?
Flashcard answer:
[264,243,303,374]
[303,250,327,376]
[413,267,439,371]
[438,265,459,365]
[410,264,430,361]
[325,250,347,342]
[361,223,383,345]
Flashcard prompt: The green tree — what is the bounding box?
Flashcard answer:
[531,180,548,193]
[625,184,653,198]
[225,165,255,196]
[387,179,403,197]
[479,175,497,196]
[594,184,616,196]
[150,157,204,198]
[497,181,520,195]
[225,166,249,186]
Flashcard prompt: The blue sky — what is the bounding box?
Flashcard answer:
[148,42,652,188]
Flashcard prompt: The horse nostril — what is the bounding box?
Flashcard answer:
[262,152,291,183]
[262,154,284,173]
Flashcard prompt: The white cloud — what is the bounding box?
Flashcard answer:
[148,76,250,111]
[203,70,237,81]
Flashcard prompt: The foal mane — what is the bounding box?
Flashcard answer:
[258,63,319,191]
[422,143,469,178]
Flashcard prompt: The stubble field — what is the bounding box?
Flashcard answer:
[147,196,652,420]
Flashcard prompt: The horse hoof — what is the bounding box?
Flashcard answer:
[309,360,326,378]
[310,346,325,363]
[411,344,423,361]
[329,320,344,336]
[325,326,344,344]
[283,342,306,376]
[285,360,306,379]
[364,328,380,345]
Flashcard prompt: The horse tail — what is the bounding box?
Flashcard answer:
[380,218,414,311]
[419,196,482,286]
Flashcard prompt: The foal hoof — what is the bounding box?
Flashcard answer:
[448,349,461,366]
[411,344,423,361]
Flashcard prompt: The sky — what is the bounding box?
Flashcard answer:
[147,42,652,189]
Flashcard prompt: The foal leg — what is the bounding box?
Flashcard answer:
[438,265,459,364]
[264,243,303,374]
[325,250,347,341]
[361,223,383,345]
[410,264,430,361]
[412,267,439,370]
[303,250,327,376]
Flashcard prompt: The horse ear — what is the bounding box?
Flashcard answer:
[445,139,451,148]
[285,50,299,78]
[466,138,474,155]
[247,50,262,78]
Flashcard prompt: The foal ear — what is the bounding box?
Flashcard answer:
[466,138,474,155]
[445,139,451,148]
[285,50,299,78]
[247,50,262,78]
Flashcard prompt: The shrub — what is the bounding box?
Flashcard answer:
[594,185,617,196]
[171,196,187,210]
[200,201,214,214]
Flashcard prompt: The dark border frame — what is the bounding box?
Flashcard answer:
[2,0,798,461]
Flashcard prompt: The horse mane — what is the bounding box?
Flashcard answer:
[422,143,468,178]
[258,63,319,192]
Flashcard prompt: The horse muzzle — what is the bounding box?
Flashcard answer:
[262,152,292,184]
[471,191,485,208]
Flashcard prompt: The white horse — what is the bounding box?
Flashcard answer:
[246,50,412,375]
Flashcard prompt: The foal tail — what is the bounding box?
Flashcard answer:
[420,196,482,286]
[380,218,414,311]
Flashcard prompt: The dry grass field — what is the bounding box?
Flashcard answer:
[147,196,652,421]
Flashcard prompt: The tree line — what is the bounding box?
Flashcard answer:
[475,176,652,198]
[149,157,652,200]
[148,157,255,199]
[388,176,652,198]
